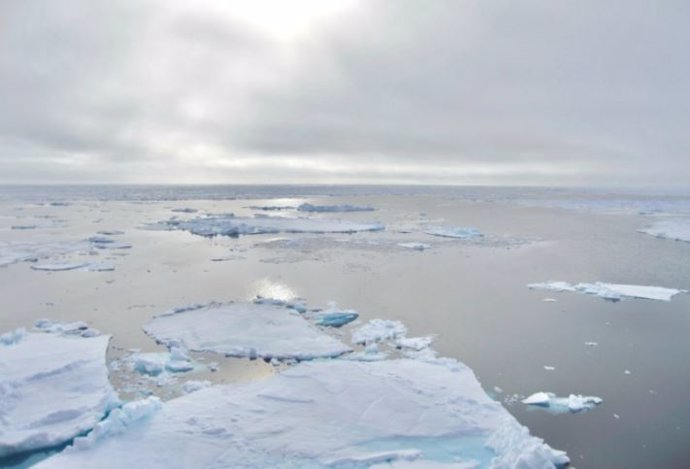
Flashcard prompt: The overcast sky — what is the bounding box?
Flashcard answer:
[1,0,689,186]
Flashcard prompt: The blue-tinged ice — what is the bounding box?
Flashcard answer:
[35,360,568,469]
[424,226,483,240]
[523,392,602,414]
[0,325,119,458]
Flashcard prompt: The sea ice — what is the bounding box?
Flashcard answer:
[36,360,568,469]
[0,327,118,457]
[128,347,194,376]
[528,281,685,302]
[31,262,90,271]
[523,392,602,414]
[0,240,91,268]
[297,203,375,212]
[160,214,385,237]
[144,302,352,360]
[397,242,431,251]
[425,226,483,240]
[352,319,408,345]
[306,309,359,327]
[638,218,690,243]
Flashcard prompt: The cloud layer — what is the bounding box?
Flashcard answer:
[1,0,689,186]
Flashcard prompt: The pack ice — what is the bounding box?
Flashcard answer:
[425,226,483,240]
[36,359,568,469]
[297,203,375,212]
[0,326,118,458]
[144,302,352,360]
[638,218,690,243]
[528,281,685,302]
[161,214,385,237]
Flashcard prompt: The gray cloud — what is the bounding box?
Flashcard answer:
[0,0,689,186]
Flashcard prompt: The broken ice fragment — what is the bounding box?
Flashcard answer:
[523,392,602,414]
[352,319,408,345]
[424,226,483,240]
[528,281,685,302]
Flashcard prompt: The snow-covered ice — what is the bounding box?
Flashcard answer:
[638,218,690,243]
[36,359,568,469]
[352,319,408,345]
[528,281,685,302]
[0,240,91,268]
[0,327,118,457]
[144,302,352,360]
[128,347,195,376]
[523,392,603,414]
[425,226,483,240]
[160,214,385,237]
[297,203,375,212]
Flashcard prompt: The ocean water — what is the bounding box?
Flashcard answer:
[1,185,690,468]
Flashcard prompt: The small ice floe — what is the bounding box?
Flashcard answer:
[30,261,116,273]
[297,203,375,213]
[157,214,385,237]
[585,341,599,347]
[97,230,125,236]
[127,346,195,376]
[543,298,558,303]
[11,224,37,230]
[528,281,685,302]
[210,254,245,262]
[31,262,90,271]
[0,326,118,458]
[543,366,556,371]
[171,208,198,213]
[522,392,602,414]
[144,302,352,360]
[424,226,483,240]
[396,336,435,351]
[397,242,431,251]
[352,319,408,345]
[35,360,568,469]
[0,240,91,268]
[638,219,690,243]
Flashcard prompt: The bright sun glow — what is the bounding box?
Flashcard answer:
[212,0,358,41]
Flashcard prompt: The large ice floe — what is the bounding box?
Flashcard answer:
[528,281,685,302]
[0,324,118,458]
[36,359,568,469]
[144,302,352,360]
[522,392,602,414]
[638,218,690,243]
[158,214,385,237]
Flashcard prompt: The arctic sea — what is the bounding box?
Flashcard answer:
[1,185,690,469]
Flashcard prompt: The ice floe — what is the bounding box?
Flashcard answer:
[424,226,483,240]
[308,310,359,327]
[30,261,116,273]
[144,302,352,360]
[397,242,431,251]
[528,281,685,301]
[128,347,195,376]
[0,326,118,458]
[0,240,91,268]
[297,203,375,212]
[523,392,602,414]
[159,214,385,237]
[638,218,690,243]
[36,359,568,469]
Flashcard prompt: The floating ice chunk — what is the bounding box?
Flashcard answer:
[584,341,598,347]
[87,235,115,244]
[127,346,195,376]
[352,319,408,345]
[638,219,690,243]
[182,380,211,394]
[85,262,116,272]
[529,281,685,302]
[93,241,132,250]
[161,214,385,237]
[0,327,27,345]
[36,360,567,469]
[297,203,375,213]
[425,226,483,240]
[96,230,124,236]
[308,309,359,328]
[397,242,431,251]
[144,302,352,360]
[0,329,118,457]
[523,392,602,414]
[31,262,90,271]
[543,366,556,371]
[34,319,101,337]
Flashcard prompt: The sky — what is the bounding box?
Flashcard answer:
[1,0,689,187]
